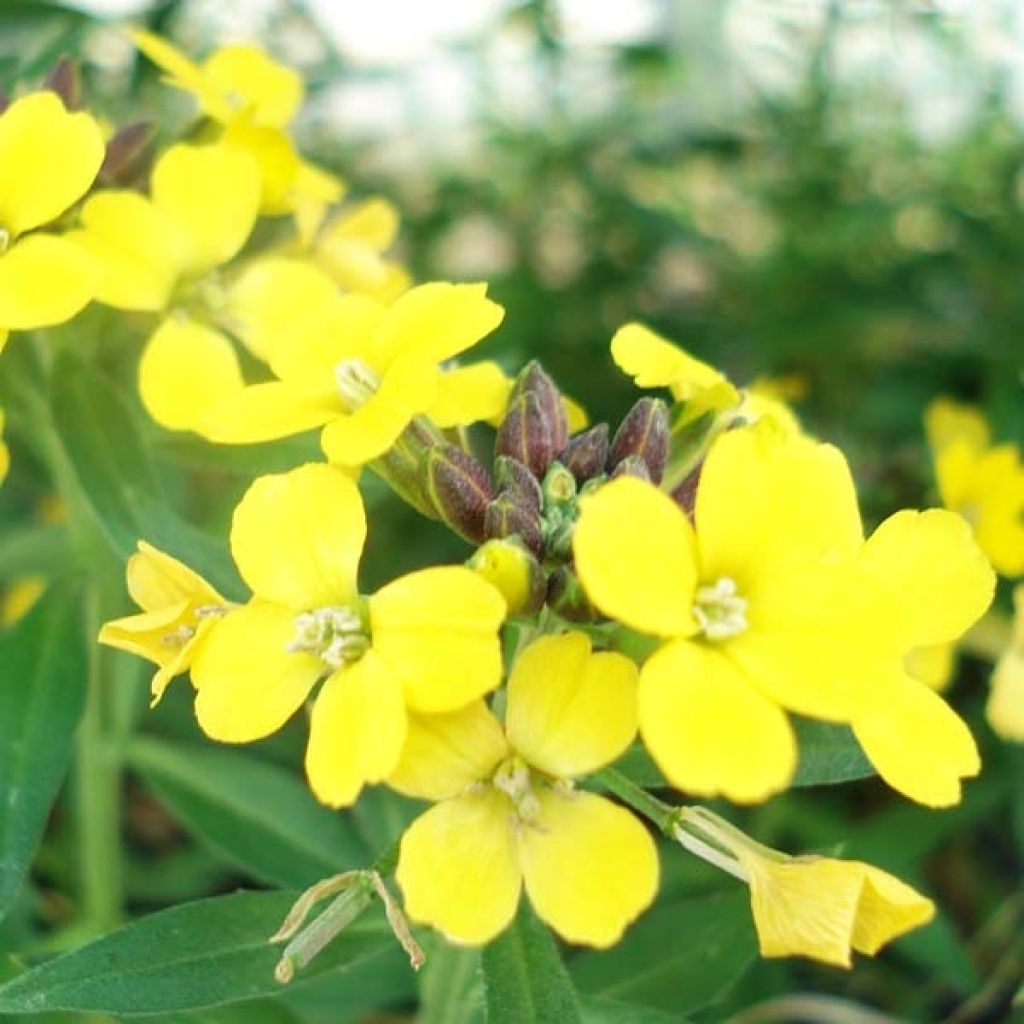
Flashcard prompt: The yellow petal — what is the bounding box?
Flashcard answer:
[0,92,104,235]
[905,643,955,692]
[971,446,1024,577]
[131,30,208,108]
[199,380,340,444]
[320,356,438,467]
[325,198,400,249]
[429,361,513,429]
[519,789,658,948]
[563,395,589,433]
[371,282,504,369]
[226,258,339,360]
[192,601,320,742]
[221,121,300,214]
[696,426,863,582]
[126,540,224,612]
[506,632,639,778]
[860,509,994,649]
[988,646,1024,742]
[738,851,935,967]
[573,476,698,638]
[610,323,739,416]
[230,463,365,608]
[853,672,979,807]
[639,640,796,803]
[202,44,303,127]
[139,317,244,432]
[389,700,509,801]
[925,396,989,453]
[305,650,406,807]
[0,234,95,330]
[396,790,522,946]
[151,143,261,275]
[369,566,505,714]
[74,191,188,311]
[933,437,978,512]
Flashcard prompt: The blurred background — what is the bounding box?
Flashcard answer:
[1,1,1023,1021]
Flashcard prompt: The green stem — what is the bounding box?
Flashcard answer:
[590,767,678,834]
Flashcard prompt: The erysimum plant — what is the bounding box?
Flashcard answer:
[0,29,1017,1024]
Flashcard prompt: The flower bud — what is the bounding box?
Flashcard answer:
[495,392,555,480]
[511,360,568,455]
[44,57,82,110]
[670,461,703,518]
[494,455,542,512]
[98,121,155,188]
[484,493,543,556]
[564,424,609,483]
[426,444,494,543]
[611,455,652,483]
[546,566,597,622]
[610,398,669,483]
[541,461,576,506]
[468,539,546,616]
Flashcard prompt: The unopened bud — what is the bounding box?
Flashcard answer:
[426,444,494,543]
[98,121,155,187]
[511,360,568,455]
[494,455,542,512]
[468,538,546,616]
[495,392,555,480]
[44,57,82,110]
[564,424,609,483]
[484,494,543,557]
[611,455,652,482]
[610,398,669,484]
[669,461,703,518]
[541,461,576,506]
[547,566,597,622]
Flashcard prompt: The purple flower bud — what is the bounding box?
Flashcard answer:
[511,360,569,456]
[494,455,543,512]
[44,57,82,110]
[495,392,555,480]
[547,566,597,622]
[98,121,155,188]
[426,444,495,543]
[564,424,609,483]
[609,397,669,483]
[611,455,652,483]
[484,494,544,557]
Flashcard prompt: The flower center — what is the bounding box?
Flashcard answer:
[159,603,227,648]
[287,605,370,669]
[492,755,541,823]
[334,358,380,410]
[0,228,9,255]
[693,576,748,640]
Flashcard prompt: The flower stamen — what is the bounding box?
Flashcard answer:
[693,576,748,640]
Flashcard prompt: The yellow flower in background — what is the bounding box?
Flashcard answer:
[0,91,105,351]
[132,30,342,219]
[1,576,45,626]
[851,509,992,806]
[72,141,263,431]
[925,396,1024,577]
[611,323,800,435]
[191,463,505,807]
[988,585,1024,742]
[574,425,882,804]
[393,632,657,948]
[0,408,8,484]
[99,542,232,704]
[200,281,506,467]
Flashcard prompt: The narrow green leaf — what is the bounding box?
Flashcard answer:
[128,737,370,888]
[580,998,690,1023]
[0,523,71,581]
[417,936,483,1024]
[572,890,755,1016]
[481,903,581,1024]
[49,355,241,596]
[0,890,394,1015]
[790,718,875,787]
[0,584,86,922]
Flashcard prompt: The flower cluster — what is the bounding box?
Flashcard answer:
[4,29,1011,979]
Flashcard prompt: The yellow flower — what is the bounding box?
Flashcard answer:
[988,585,1024,742]
[905,642,954,692]
[190,463,506,807]
[573,425,881,804]
[0,91,105,351]
[0,408,8,484]
[610,323,800,435]
[71,141,264,431]
[392,631,658,948]
[2,576,46,626]
[925,397,1024,577]
[132,30,342,218]
[851,508,992,806]
[99,542,232,704]
[200,281,505,467]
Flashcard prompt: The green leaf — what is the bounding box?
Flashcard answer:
[0,524,70,581]
[128,737,370,888]
[572,890,755,1016]
[0,583,86,923]
[0,890,394,1015]
[481,903,581,1024]
[580,998,690,1023]
[49,355,242,596]
[417,936,483,1024]
[790,718,875,787]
